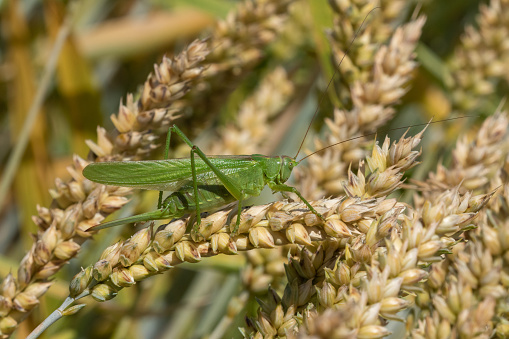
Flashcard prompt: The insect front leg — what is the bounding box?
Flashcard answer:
[231,197,244,234]
[268,183,325,222]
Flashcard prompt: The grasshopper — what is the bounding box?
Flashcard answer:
[83,125,316,234]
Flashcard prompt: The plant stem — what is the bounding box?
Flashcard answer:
[26,290,90,339]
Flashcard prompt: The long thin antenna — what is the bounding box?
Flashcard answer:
[294,6,381,159]
[297,116,476,163]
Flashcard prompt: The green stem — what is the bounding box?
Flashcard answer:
[26,290,90,339]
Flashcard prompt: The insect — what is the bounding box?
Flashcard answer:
[83,124,320,234]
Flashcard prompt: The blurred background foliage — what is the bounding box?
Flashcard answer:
[0,0,506,338]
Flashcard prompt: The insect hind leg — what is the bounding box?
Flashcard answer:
[158,127,173,209]
[167,125,252,238]
[169,125,248,201]
[190,146,202,230]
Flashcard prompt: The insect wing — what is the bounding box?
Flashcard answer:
[83,157,256,191]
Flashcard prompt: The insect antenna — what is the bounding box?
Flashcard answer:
[294,6,381,159]
[296,116,476,163]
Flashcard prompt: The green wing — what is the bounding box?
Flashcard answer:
[82,156,258,191]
